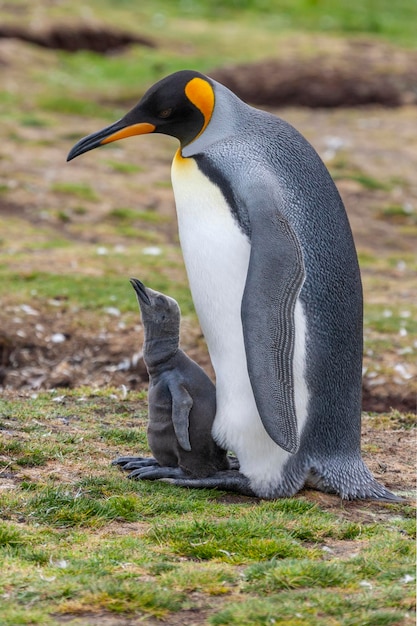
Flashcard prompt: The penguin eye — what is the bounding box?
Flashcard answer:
[158,108,173,119]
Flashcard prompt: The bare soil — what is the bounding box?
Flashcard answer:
[211,37,417,107]
[0,23,155,53]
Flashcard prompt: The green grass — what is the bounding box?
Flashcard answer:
[330,162,392,191]
[211,592,410,625]
[13,0,414,120]
[37,94,115,119]
[380,204,417,224]
[14,0,417,48]
[0,260,194,316]
[146,0,417,46]
[107,207,167,224]
[0,390,414,625]
[0,522,25,548]
[0,2,416,624]
[105,160,144,174]
[151,517,312,563]
[364,304,417,335]
[50,182,99,201]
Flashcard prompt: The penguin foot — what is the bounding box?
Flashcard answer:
[227,455,240,470]
[127,466,188,481]
[112,456,158,470]
[306,462,403,502]
[163,470,256,497]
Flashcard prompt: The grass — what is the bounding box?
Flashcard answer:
[0,243,194,316]
[0,390,414,625]
[211,593,409,625]
[2,270,192,316]
[380,204,417,225]
[4,0,415,119]
[50,182,99,201]
[365,304,417,336]
[105,207,170,238]
[0,1,416,624]
[150,0,417,47]
[330,159,393,191]
[105,160,144,174]
[6,0,416,47]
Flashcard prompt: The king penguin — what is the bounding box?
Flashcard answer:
[68,69,399,501]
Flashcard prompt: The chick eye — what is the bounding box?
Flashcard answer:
[158,108,172,119]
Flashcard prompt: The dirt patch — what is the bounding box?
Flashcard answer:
[362,385,416,414]
[0,24,155,54]
[0,312,415,414]
[0,309,148,391]
[211,38,417,107]
[55,612,160,625]
[54,601,227,626]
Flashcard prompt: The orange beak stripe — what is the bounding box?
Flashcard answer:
[100,122,156,145]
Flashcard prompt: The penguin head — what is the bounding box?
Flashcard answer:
[67,70,215,160]
[130,278,180,347]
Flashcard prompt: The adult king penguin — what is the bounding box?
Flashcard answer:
[68,70,398,501]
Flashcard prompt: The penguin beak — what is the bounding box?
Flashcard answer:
[130,278,151,305]
[67,118,155,162]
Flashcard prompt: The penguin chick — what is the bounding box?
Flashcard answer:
[69,70,401,501]
[113,279,248,488]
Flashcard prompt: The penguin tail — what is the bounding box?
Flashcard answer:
[306,457,404,502]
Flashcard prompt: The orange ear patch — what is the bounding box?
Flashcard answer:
[185,77,215,136]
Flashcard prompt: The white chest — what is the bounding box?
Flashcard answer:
[171,153,251,368]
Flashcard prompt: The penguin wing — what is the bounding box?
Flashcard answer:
[168,381,193,452]
[241,188,305,454]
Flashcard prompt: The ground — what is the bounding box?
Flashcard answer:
[0,13,416,625]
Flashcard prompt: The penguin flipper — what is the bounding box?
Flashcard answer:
[242,194,305,454]
[169,382,193,451]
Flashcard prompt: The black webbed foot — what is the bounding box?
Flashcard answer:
[163,469,256,497]
[112,456,158,470]
[127,466,189,480]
